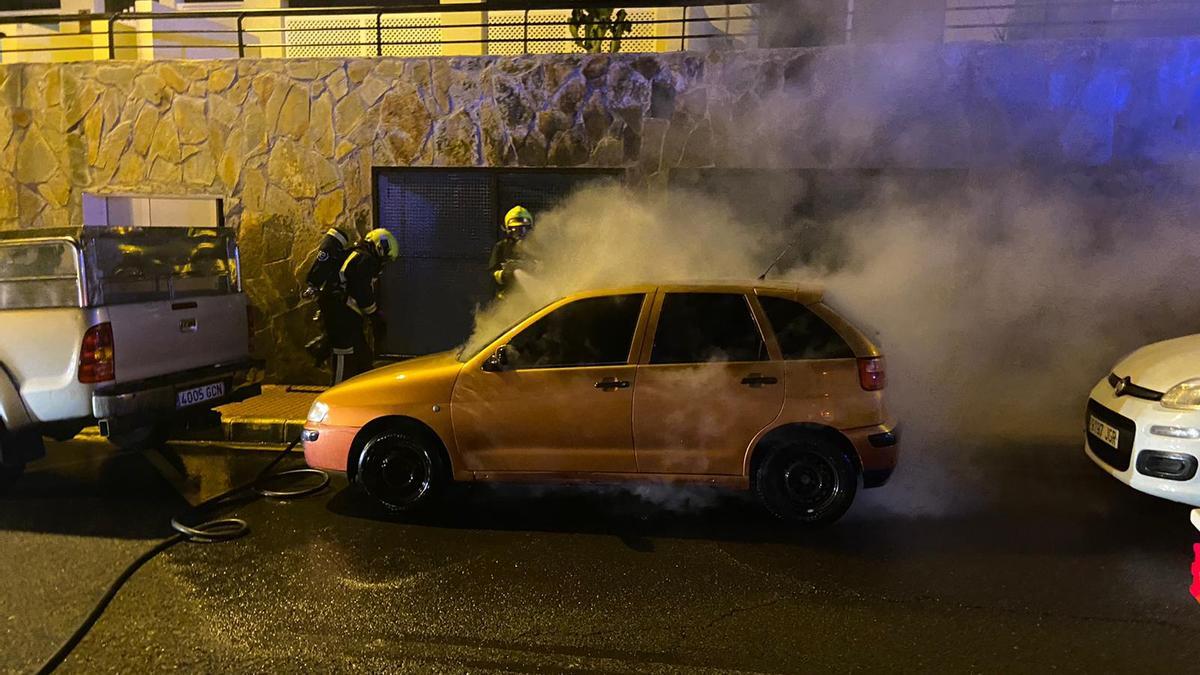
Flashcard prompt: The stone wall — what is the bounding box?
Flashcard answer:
[0,39,1197,381]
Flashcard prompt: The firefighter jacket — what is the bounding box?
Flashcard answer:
[339,244,384,316]
[304,227,351,293]
[488,236,523,291]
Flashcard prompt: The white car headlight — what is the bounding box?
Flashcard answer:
[306,400,330,424]
[1161,379,1200,410]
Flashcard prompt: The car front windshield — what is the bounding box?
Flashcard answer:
[455,305,546,362]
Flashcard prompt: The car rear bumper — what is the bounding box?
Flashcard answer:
[1085,378,1200,507]
[92,359,265,435]
[302,424,358,473]
[844,420,900,488]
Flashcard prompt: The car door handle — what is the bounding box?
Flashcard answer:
[594,377,630,391]
[741,373,779,388]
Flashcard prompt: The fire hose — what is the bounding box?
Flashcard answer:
[35,436,328,674]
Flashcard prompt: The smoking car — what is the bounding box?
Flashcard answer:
[303,282,899,525]
[1086,334,1200,507]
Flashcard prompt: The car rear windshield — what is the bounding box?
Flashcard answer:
[650,293,768,364]
[758,295,854,359]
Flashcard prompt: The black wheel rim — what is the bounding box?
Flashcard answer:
[362,438,432,508]
[781,451,840,514]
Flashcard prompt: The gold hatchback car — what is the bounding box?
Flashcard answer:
[302,282,898,525]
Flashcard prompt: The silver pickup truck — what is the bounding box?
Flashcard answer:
[0,226,263,487]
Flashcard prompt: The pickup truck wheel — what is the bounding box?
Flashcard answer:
[354,430,445,512]
[754,438,858,526]
[0,463,23,493]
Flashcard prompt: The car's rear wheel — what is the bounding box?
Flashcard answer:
[0,424,28,493]
[754,437,858,526]
[354,430,446,512]
[0,462,24,493]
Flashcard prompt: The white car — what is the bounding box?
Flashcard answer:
[0,227,263,487]
[1086,335,1200,506]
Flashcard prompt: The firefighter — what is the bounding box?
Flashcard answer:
[488,205,534,298]
[328,228,400,385]
[301,227,353,369]
[302,226,352,300]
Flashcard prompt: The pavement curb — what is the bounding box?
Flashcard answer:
[77,384,318,448]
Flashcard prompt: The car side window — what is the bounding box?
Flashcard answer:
[758,296,855,360]
[506,294,644,369]
[650,293,768,364]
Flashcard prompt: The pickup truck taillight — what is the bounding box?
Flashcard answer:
[858,357,886,391]
[79,322,115,383]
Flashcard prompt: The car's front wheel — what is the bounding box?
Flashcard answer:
[354,429,446,512]
[754,438,858,526]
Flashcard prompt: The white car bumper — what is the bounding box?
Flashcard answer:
[1086,376,1200,507]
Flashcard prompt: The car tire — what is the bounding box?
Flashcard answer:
[0,462,24,493]
[754,437,858,526]
[0,423,29,493]
[354,430,446,512]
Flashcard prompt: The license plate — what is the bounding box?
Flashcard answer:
[1089,415,1119,449]
[176,381,226,409]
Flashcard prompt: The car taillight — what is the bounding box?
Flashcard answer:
[79,322,115,383]
[858,357,886,391]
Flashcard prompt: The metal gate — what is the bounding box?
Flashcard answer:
[374,168,622,357]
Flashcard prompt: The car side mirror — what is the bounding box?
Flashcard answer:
[482,345,510,372]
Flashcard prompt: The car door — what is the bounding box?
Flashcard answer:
[756,293,878,428]
[451,292,650,474]
[633,290,784,475]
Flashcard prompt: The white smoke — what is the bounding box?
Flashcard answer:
[459,174,1200,515]
[457,30,1200,515]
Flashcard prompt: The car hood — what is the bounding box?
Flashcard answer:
[319,351,462,420]
[1113,334,1200,392]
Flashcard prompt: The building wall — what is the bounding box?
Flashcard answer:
[0,40,1197,379]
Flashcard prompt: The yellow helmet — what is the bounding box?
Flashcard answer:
[365,228,400,262]
[504,206,533,231]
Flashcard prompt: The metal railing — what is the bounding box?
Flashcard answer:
[0,0,1198,63]
[941,0,1200,42]
[0,1,761,62]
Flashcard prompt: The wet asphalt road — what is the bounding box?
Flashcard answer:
[3,436,1199,674]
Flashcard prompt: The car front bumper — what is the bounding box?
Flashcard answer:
[1085,377,1200,507]
[92,359,265,435]
[302,423,358,473]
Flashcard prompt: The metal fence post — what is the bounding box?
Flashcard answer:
[376,12,383,56]
[107,13,115,59]
[523,9,529,55]
[679,6,688,51]
[236,13,245,57]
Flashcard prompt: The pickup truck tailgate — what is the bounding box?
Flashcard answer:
[102,294,249,385]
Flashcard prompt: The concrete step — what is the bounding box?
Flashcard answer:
[213,384,321,444]
[77,384,321,447]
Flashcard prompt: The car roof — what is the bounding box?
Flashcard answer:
[591,280,825,304]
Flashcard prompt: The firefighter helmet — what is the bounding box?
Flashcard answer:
[504,206,533,233]
[365,228,400,262]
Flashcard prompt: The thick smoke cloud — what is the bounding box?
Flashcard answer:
[459,26,1200,514]
[469,175,1200,446]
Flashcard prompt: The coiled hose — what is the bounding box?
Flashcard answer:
[36,436,328,674]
